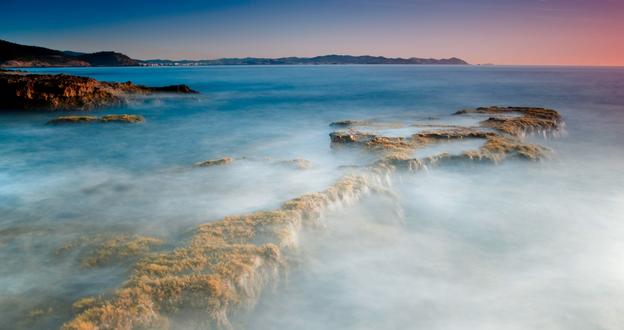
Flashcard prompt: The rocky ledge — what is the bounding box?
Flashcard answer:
[47,114,145,124]
[60,106,563,330]
[0,71,198,111]
[330,106,564,163]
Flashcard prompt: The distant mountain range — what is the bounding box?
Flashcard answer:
[0,39,469,67]
[143,55,468,66]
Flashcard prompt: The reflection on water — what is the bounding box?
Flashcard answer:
[1,65,624,329]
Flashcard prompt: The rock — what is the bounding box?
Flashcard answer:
[47,114,144,124]
[1,73,122,110]
[62,173,379,330]
[47,116,99,124]
[413,128,495,140]
[274,159,312,169]
[454,106,563,136]
[329,120,368,128]
[0,72,199,111]
[194,157,234,167]
[329,131,377,143]
[470,135,551,161]
[60,106,564,330]
[99,114,145,123]
[330,107,562,163]
[147,84,199,94]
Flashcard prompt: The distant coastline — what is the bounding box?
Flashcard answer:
[141,55,468,66]
[0,39,469,68]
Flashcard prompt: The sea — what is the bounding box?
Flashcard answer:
[1,65,623,329]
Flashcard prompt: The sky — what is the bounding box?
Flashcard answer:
[0,0,622,65]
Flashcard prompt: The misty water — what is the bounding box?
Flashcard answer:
[1,65,624,329]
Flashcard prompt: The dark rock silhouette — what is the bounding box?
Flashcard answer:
[75,51,140,67]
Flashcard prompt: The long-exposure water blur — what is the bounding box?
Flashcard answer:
[1,65,624,329]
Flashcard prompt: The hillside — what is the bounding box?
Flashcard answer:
[0,40,90,67]
[1,39,469,67]
[76,51,140,66]
[0,40,140,67]
[144,55,469,66]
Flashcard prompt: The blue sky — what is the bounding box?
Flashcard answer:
[1,0,622,65]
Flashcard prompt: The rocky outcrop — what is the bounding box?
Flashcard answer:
[331,107,562,163]
[194,157,235,167]
[454,106,563,136]
[47,114,145,124]
[194,157,311,170]
[62,174,382,330]
[61,106,563,330]
[0,72,198,111]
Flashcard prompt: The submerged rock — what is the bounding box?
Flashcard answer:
[47,116,99,124]
[412,127,495,140]
[0,71,198,111]
[99,114,145,123]
[147,84,199,94]
[454,106,563,136]
[194,157,234,167]
[331,108,562,164]
[61,106,563,329]
[329,120,368,128]
[274,159,312,170]
[62,173,382,330]
[47,114,145,124]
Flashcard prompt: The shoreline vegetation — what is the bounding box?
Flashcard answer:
[0,39,469,68]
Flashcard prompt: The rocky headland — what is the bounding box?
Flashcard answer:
[0,71,198,111]
[0,39,141,68]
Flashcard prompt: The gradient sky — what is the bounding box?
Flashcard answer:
[1,0,622,65]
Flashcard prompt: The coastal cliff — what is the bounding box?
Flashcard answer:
[0,71,198,110]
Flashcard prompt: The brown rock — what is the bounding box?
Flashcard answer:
[329,120,368,128]
[0,72,199,111]
[60,106,564,330]
[274,159,312,169]
[47,114,144,124]
[194,157,234,167]
[455,106,563,136]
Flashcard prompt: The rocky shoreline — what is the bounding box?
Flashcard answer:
[0,70,198,111]
[60,106,564,330]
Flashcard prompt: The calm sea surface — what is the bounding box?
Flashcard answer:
[1,65,624,329]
